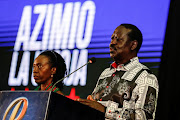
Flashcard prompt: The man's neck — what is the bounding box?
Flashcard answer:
[115,55,137,65]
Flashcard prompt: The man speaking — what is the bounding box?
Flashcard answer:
[76,23,159,120]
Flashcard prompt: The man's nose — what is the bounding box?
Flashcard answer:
[110,39,116,45]
[33,66,38,73]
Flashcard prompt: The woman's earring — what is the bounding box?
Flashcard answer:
[51,74,53,78]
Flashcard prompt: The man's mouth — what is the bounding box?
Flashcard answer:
[110,50,114,54]
[110,47,116,53]
[33,76,39,80]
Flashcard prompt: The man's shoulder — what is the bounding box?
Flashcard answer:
[124,59,158,81]
[138,62,154,74]
[134,62,159,89]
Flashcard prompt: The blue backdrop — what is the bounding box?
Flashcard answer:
[0,0,170,99]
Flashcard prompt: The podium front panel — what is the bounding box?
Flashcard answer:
[0,91,50,120]
[0,91,105,120]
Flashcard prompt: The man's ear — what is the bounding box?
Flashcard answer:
[131,40,138,51]
[51,67,57,74]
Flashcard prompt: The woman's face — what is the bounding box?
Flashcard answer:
[33,55,54,85]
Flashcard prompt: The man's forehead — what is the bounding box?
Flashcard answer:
[112,32,118,37]
[112,26,131,37]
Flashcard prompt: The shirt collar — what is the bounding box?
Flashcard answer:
[124,57,139,71]
[110,57,139,71]
[111,62,127,71]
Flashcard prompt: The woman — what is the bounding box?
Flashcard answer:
[33,50,66,95]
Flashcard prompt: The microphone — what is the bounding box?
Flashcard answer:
[50,57,96,91]
[88,57,96,64]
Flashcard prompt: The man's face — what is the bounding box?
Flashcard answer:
[33,55,53,84]
[109,26,133,62]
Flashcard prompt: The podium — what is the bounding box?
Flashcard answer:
[0,91,105,120]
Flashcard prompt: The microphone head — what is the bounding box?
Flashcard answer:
[89,57,96,64]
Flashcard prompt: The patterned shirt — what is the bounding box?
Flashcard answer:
[34,82,60,93]
[91,57,159,120]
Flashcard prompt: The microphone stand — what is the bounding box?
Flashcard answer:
[50,61,91,92]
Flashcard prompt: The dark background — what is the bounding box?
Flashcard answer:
[156,0,180,119]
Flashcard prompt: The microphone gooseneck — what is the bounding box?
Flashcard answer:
[50,57,96,91]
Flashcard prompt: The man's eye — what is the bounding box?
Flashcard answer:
[37,65,42,69]
[114,36,119,40]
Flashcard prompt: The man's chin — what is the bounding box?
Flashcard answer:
[110,54,121,62]
[110,52,115,57]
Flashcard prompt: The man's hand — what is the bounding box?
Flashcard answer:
[75,95,105,113]
[87,95,95,101]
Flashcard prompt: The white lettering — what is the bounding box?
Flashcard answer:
[8,52,30,86]
[50,3,73,50]
[73,49,88,86]
[58,3,73,49]
[8,52,19,86]
[76,1,96,49]
[64,49,79,86]
[64,49,88,86]
[9,1,96,87]
[42,4,54,50]
[18,52,30,86]
[48,3,63,50]
[29,5,47,50]
[68,2,81,49]
[14,6,31,51]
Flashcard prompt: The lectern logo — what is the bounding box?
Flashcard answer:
[3,97,28,120]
